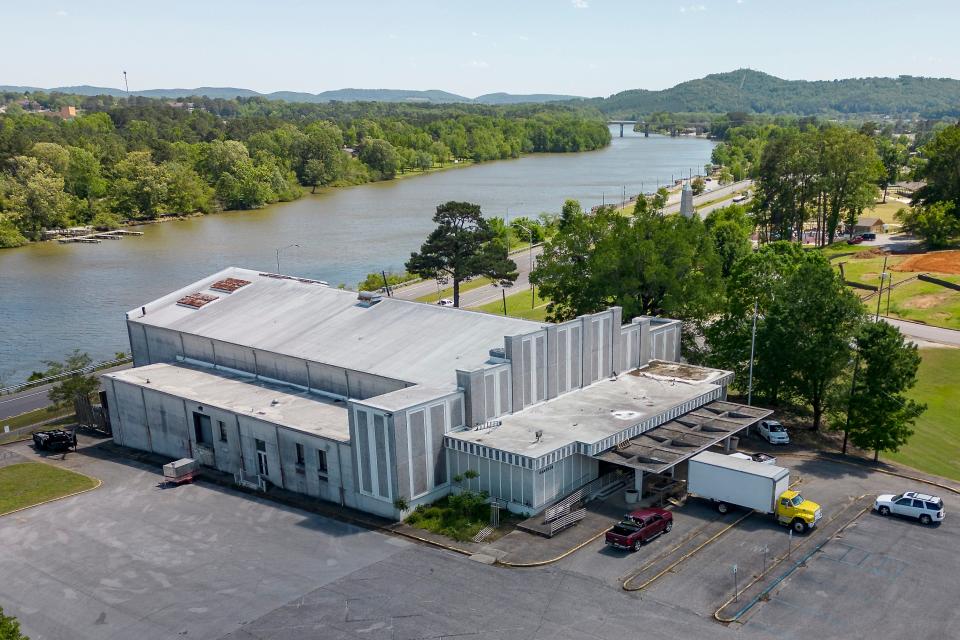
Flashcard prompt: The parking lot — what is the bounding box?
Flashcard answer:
[1,436,957,639]
[0,440,412,640]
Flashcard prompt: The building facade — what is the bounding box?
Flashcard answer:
[105,267,753,520]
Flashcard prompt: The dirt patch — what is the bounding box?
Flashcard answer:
[891,250,960,274]
[853,248,886,260]
[902,292,955,310]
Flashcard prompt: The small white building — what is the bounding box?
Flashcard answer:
[104,267,766,519]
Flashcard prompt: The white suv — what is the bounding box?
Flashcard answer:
[756,420,790,444]
[875,491,945,525]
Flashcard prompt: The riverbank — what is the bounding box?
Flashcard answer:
[0,130,714,385]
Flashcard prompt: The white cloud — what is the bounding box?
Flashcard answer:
[679,4,707,12]
[55,9,68,17]
[469,60,490,69]
[572,0,589,9]
[471,31,480,37]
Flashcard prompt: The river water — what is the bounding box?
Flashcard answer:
[0,128,713,384]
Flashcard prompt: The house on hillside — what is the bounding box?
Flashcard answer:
[854,217,884,235]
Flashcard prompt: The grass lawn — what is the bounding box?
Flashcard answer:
[0,462,98,515]
[1,406,72,431]
[863,199,909,224]
[885,348,960,482]
[415,277,493,303]
[471,287,550,321]
[883,278,960,329]
[836,254,912,289]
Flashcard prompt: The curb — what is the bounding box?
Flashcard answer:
[713,500,869,623]
[779,452,960,496]
[0,461,102,518]
[496,528,609,568]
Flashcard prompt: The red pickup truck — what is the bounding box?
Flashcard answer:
[604,507,673,551]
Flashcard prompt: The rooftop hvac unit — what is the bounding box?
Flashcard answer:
[357,291,382,307]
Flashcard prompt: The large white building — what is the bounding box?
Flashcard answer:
[104,267,767,519]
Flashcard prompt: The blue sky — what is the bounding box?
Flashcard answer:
[2,0,957,97]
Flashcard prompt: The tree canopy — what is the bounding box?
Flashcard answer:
[0,96,610,247]
[405,201,518,307]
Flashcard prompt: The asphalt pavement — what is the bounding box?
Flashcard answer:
[0,364,132,422]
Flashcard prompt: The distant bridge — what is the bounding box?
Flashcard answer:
[607,120,712,138]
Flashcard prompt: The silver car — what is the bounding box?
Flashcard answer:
[874,491,945,525]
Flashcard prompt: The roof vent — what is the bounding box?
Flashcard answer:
[357,291,382,307]
[489,347,506,360]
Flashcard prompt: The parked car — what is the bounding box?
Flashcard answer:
[875,491,945,525]
[604,507,673,551]
[847,235,864,245]
[861,232,877,241]
[756,419,790,444]
[436,298,454,307]
[729,451,777,465]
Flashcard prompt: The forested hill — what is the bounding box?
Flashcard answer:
[593,70,960,118]
[0,84,580,105]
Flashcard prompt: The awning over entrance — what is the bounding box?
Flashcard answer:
[592,401,772,475]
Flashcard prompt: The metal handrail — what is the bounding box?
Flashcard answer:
[0,357,132,396]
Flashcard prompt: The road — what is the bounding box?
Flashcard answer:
[393,245,543,309]
[883,317,960,347]
[0,364,131,422]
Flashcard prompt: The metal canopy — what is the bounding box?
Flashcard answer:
[592,401,773,474]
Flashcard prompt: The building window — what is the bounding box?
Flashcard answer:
[193,412,212,445]
[255,438,269,476]
[218,420,227,442]
[295,443,305,466]
[317,449,328,481]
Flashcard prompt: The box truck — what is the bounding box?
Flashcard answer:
[687,451,822,533]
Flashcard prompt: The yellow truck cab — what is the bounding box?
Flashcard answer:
[775,490,823,533]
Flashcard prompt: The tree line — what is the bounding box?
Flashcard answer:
[0,95,610,247]
[525,199,924,461]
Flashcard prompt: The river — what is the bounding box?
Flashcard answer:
[0,127,713,384]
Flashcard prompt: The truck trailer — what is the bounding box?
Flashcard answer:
[687,451,822,533]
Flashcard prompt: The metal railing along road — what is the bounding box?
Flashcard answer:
[0,357,132,396]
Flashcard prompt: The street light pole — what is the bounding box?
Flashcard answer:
[747,299,758,406]
[276,243,299,273]
[514,223,535,309]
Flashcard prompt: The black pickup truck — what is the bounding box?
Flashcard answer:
[32,429,77,452]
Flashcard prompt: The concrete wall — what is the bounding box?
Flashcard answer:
[103,376,356,510]
[131,322,407,400]
[650,320,681,362]
[457,364,510,428]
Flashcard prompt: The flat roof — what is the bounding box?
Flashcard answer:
[128,267,545,389]
[448,361,733,458]
[595,402,773,474]
[106,363,350,442]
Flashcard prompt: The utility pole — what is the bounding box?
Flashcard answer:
[747,299,758,406]
[275,243,299,273]
[876,256,889,320]
[843,347,860,455]
[123,70,129,95]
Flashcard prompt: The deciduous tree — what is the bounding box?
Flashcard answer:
[846,322,925,461]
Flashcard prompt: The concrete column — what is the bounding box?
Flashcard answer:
[633,317,652,366]
[609,306,623,375]
[504,335,524,412]
[457,369,484,427]
[723,436,733,452]
[634,469,645,494]
[579,315,594,385]
[545,325,559,400]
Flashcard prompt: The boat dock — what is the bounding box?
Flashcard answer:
[57,229,145,244]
